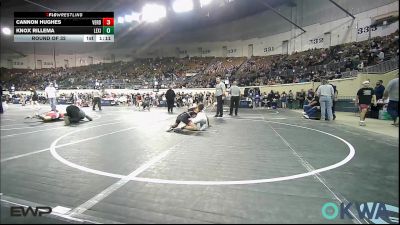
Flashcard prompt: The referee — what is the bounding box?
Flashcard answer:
[229,81,241,116]
[165,86,176,113]
[214,77,226,117]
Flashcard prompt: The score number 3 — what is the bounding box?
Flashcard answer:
[102,18,114,26]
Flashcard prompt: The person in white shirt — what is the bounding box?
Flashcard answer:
[214,77,226,117]
[184,104,209,131]
[45,82,57,111]
[92,89,102,111]
[378,51,385,61]
[189,108,209,131]
[316,79,334,121]
[229,81,241,116]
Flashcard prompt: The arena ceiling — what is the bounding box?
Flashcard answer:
[1,0,296,55]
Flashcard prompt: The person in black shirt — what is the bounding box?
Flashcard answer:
[266,91,274,109]
[356,81,377,126]
[64,104,93,126]
[330,84,338,120]
[303,96,320,119]
[374,80,385,100]
[165,87,176,113]
[297,89,306,109]
[306,89,314,105]
[167,104,203,132]
[0,84,3,114]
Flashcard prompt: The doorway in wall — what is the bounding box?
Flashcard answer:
[248,44,253,58]
[324,32,331,48]
[36,60,42,69]
[222,46,228,57]
[282,40,289,55]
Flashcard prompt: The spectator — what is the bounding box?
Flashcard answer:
[383,77,399,126]
[288,90,294,109]
[272,91,280,109]
[316,79,334,121]
[0,84,3,114]
[330,84,338,120]
[374,80,385,100]
[378,51,385,61]
[302,95,320,119]
[264,90,273,109]
[356,81,377,126]
[297,89,306,109]
[281,91,287,109]
[306,89,314,105]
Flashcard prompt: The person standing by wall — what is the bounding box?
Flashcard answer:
[0,84,3,114]
[330,84,338,120]
[356,81,377,126]
[214,77,226,117]
[383,77,399,127]
[229,81,241,116]
[374,80,385,101]
[166,86,176,114]
[316,79,334,121]
[45,82,57,111]
[297,89,306,109]
[287,90,294,109]
[92,89,102,111]
[281,91,287,109]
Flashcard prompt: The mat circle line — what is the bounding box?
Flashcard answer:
[49,119,356,185]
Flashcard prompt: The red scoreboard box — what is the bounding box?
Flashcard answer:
[102,17,114,26]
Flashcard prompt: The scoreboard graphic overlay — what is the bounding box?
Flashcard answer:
[14,12,114,42]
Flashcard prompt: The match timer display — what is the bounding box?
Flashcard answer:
[14,12,114,42]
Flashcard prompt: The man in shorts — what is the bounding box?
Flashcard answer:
[356,80,377,126]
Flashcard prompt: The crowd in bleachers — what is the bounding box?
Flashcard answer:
[1,30,398,91]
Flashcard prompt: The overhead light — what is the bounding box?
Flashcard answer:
[2,27,11,35]
[200,0,213,8]
[131,12,141,22]
[172,0,193,13]
[117,16,124,23]
[125,14,133,23]
[142,4,166,23]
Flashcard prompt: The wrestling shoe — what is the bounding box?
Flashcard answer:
[64,116,70,126]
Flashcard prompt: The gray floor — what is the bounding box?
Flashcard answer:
[1,104,398,224]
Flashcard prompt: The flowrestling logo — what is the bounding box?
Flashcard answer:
[321,202,399,224]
